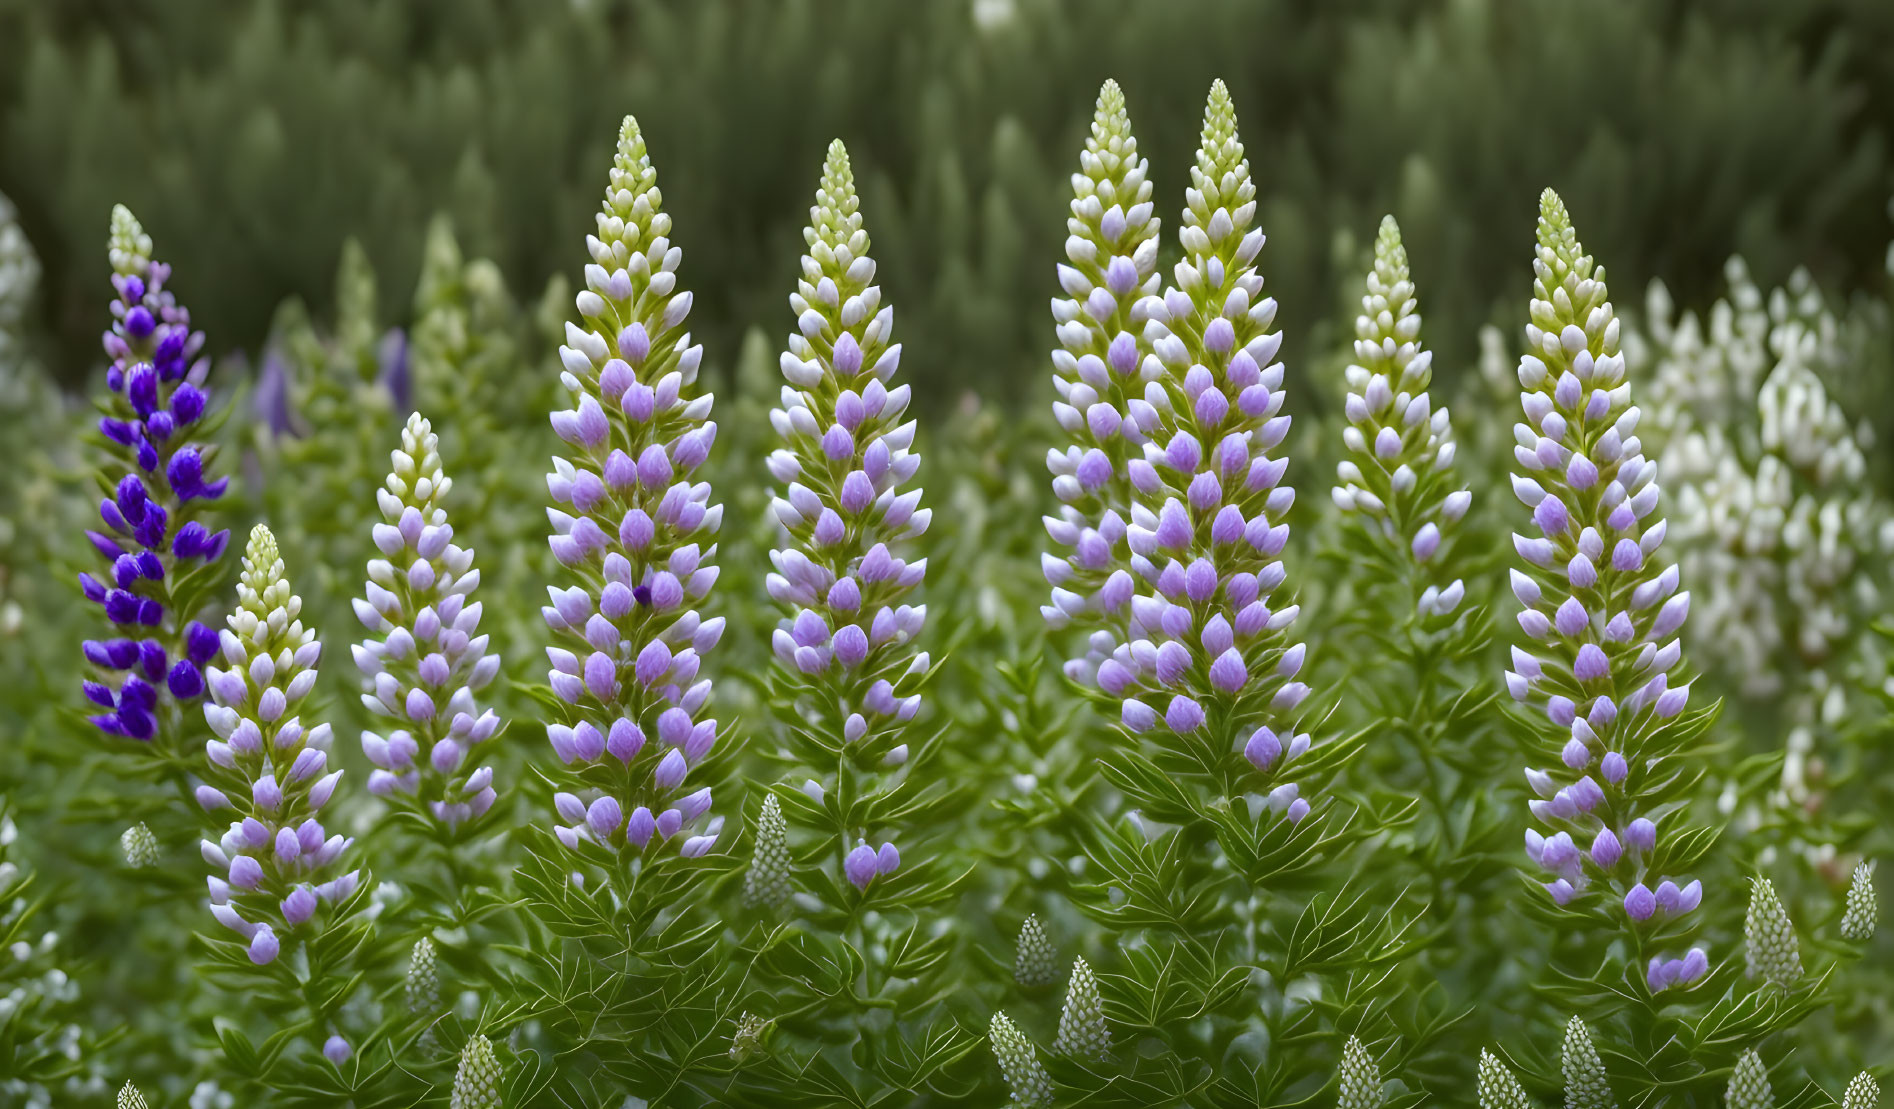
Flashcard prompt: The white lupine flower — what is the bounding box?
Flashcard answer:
[1841,860,1876,941]
[1052,956,1109,1060]
[1725,1049,1772,1109]
[1333,214,1469,611]
[1478,1049,1536,1109]
[451,1034,502,1109]
[1560,1017,1613,1109]
[1337,1035,1383,1109]
[989,1012,1053,1107]
[356,412,503,826]
[1743,877,1801,989]
[199,525,359,965]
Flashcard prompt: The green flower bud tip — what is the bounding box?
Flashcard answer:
[1841,1071,1877,1109]
[990,1011,1053,1108]
[741,794,791,909]
[1053,955,1110,1061]
[1014,913,1056,987]
[120,822,159,868]
[108,204,153,277]
[1841,860,1875,942]
[118,1081,148,1109]
[1337,1035,1383,1109]
[1478,1049,1536,1109]
[408,936,440,1015]
[1743,877,1801,989]
[730,1011,773,1064]
[451,1034,503,1109]
[1725,1049,1772,1109]
[1560,1017,1613,1109]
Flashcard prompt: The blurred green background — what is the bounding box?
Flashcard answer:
[3,0,1893,407]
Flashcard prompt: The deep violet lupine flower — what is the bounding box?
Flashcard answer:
[765,139,932,803]
[1040,79,1161,652]
[355,413,503,826]
[540,116,725,860]
[1507,191,1705,988]
[1332,215,1471,615]
[199,526,359,964]
[1046,80,1313,811]
[81,206,230,743]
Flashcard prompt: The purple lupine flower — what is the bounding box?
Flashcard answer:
[355,413,503,827]
[1505,191,1705,986]
[1042,80,1316,807]
[81,206,230,744]
[764,139,931,886]
[1041,79,1161,649]
[539,117,725,860]
[199,527,361,961]
[1331,216,1470,615]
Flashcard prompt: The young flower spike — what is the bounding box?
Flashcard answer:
[82,205,231,744]
[118,1082,148,1109]
[1478,1049,1537,1109]
[540,116,725,860]
[1332,215,1470,613]
[1560,1017,1614,1109]
[1041,77,1160,647]
[989,1012,1054,1108]
[1506,191,1703,964]
[1841,860,1875,942]
[355,412,503,827]
[764,139,931,833]
[407,936,440,1015]
[1743,877,1802,988]
[199,526,359,964]
[450,1034,503,1109]
[1048,79,1315,806]
[120,822,158,868]
[1337,1035,1383,1109]
[1726,1050,1772,1109]
[1014,914,1057,987]
[1841,1072,1878,1109]
[741,793,792,908]
[1052,956,1110,1060]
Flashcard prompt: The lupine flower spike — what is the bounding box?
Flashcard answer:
[120,822,158,868]
[82,205,231,745]
[1841,1072,1878,1109]
[1743,877,1801,988]
[1478,1049,1536,1109]
[1726,1050,1772,1109]
[766,138,930,878]
[451,1034,503,1109]
[989,1012,1054,1108]
[1052,955,1110,1060]
[1840,860,1875,941]
[118,1081,148,1109]
[1507,191,1705,985]
[541,116,726,861]
[1015,914,1057,987]
[199,526,359,964]
[407,936,440,1014]
[742,793,792,908]
[1561,1017,1614,1109]
[1333,214,1470,616]
[1337,1035,1383,1109]
[1052,79,1315,809]
[355,412,504,827]
[1042,77,1160,649]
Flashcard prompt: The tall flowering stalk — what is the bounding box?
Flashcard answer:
[1051,79,1313,807]
[1331,214,1470,616]
[1041,78,1159,658]
[538,116,725,863]
[199,526,362,969]
[1503,190,1708,989]
[764,139,931,891]
[81,206,230,754]
[355,412,503,830]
